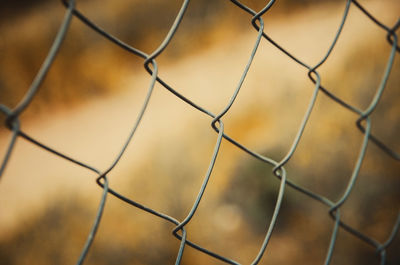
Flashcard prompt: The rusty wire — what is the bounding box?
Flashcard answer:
[1,0,399,264]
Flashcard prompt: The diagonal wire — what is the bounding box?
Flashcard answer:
[0,0,399,265]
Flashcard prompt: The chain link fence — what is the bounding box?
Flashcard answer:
[1,0,399,264]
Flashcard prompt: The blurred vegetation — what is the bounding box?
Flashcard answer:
[0,0,399,264]
[1,38,399,264]
[0,0,335,117]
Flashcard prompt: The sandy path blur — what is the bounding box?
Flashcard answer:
[0,0,398,236]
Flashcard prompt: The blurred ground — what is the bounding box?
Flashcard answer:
[0,0,399,264]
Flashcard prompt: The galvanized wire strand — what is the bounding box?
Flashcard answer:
[172,122,224,263]
[173,11,266,259]
[0,106,20,178]
[329,31,398,212]
[324,118,371,262]
[376,213,400,265]
[139,1,286,262]
[330,118,370,212]
[7,0,75,121]
[0,0,75,178]
[61,0,227,263]
[232,1,399,264]
[173,11,267,261]
[17,126,239,265]
[60,0,147,59]
[168,3,287,263]
[77,60,156,263]
[237,0,400,164]
[311,0,351,70]
[76,178,108,265]
[96,167,243,265]
[13,129,109,265]
[96,60,156,179]
[68,1,396,262]
[233,3,349,263]
[3,0,163,263]
[235,0,395,199]
[53,3,245,264]
[168,2,288,263]
[68,0,191,260]
[18,131,100,174]
[359,37,397,119]
[145,0,190,62]
[387,19,400,51]
[1,0,399,264]
[351,0,391,32]
[97,177,241,264]
[272,73,320,173]
[249,168,286,265]
[212,16,265,128]
[378,213,400,262]
[231,0,350,175]
[355,30,399,162]
[328,6,399,263]
[355,32,399,157]
[323,210,341,265]
[62,1,287,263]
[14,63,156,264]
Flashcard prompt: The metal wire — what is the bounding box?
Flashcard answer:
[0,0,399,264]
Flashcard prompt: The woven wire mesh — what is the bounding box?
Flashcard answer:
[0,0,399,264]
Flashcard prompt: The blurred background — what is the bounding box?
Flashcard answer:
[0,0,399,264]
